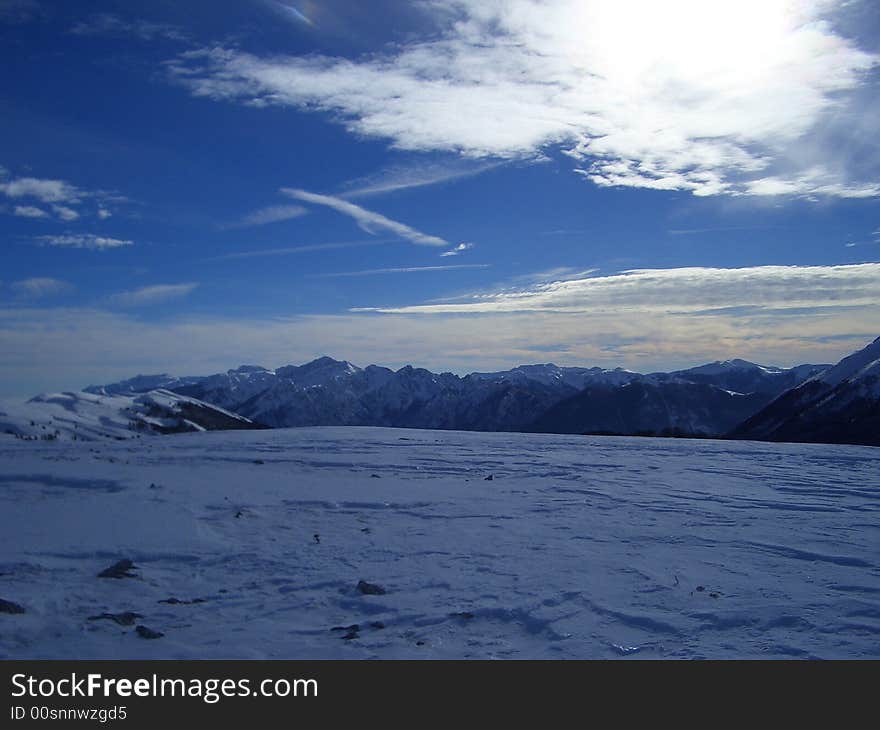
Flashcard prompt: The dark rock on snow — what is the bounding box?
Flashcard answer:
[158,597,206,605]
[88,611,142,626]
[97,559,137,579]
[135,625,164,639]
[0,598,26,614]
[356,580,386,596]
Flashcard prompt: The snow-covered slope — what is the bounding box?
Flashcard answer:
[0,389,262,442]
[809,336,880,389]
[0,427,876,659]
[732,337,880,446]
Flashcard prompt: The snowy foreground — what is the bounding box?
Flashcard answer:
[0,427,878,659]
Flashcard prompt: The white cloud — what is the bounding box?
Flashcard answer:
[282,188,450,246]
[13,205,49,219]
[109,283,199,307]
[1,167,124,219]
[169,0,880,198]
[0,176,81,203]
[52,205,80,221]
[354,264,880,314]
[36,234,133,250]
[440,242,474,257]
[10,278,73,299]
[744,168,880,198]
[226,204,307,229]
[311,264,489,278]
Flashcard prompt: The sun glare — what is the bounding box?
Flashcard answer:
[567,0,806,87]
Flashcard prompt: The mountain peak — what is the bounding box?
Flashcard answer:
[303,355,345,367]
[813,336,880,388]
[296,356,359,373]
[687,359,761,375]
[228,365,270,375]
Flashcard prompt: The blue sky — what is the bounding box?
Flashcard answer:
[1,0,880,396]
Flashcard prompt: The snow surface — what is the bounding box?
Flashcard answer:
[0,427,877,659]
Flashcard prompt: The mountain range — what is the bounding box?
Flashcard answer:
[78,355,826,437]
[4,337,878,446]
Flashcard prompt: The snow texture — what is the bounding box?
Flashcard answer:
[0,427,877,659]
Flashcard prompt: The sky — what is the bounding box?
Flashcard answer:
[1,0,880,396]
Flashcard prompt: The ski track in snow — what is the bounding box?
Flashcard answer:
[0,427,878,659]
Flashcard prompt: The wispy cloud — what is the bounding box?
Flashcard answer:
[341,160,502,198]
[10,277,73,299]
[2,304,878,398]
[36,234,133,251]
[70,13,188,42]
[109,283,199,307]
[213,239,390,261]
[354,264,880,314]
[11,203,81,221]
[0,0,43,24]
[744,170,880,198]
[51,205,79,222]
[510,267,598,284]
[540,229,589,237]
[13,205,49,219]
[311,264,489,278]
[224,204,307,229]
[439,243,474,257]
[667,225,783,236]
[168,1,880,199]
[282,188,450,247]
[262,0,316,28]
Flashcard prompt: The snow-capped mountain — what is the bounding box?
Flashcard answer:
[0,389,263,442]
[203,363,569,432]
[653,360,827,397]
[469,363,640,389]
[172,366,280,412]
[84,373,204,396]
[731,337,880,446]
[77,355,826,439]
